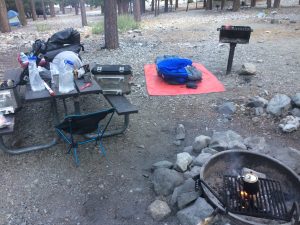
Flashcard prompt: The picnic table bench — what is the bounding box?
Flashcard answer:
[0,68,138,155]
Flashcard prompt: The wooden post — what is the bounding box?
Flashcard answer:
[0,0,11,33]
[80,0,87,26]
[15,0,27,26]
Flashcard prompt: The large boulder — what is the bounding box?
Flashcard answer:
[266,94,291,116]
[209,130,244,151]
[291,93,300,107]
[152,161,173,171]
[193,153,212,167]
[152,168,184,196]
[244,136,267,151]
[176,197,214,225]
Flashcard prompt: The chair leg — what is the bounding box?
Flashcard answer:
[98,141,106,157]
[73,147,80,166]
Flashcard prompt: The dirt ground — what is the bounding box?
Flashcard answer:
[0,4,300,225]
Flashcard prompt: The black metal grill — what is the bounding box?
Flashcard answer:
[223,175,291,221]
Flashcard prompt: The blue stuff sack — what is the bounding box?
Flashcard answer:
[156,56,193,85]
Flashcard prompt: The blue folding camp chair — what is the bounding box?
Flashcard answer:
[55,108,115,166]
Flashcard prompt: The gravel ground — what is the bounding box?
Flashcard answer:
[0,4,300,225]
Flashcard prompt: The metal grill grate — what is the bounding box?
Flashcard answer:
[223,175,290,221]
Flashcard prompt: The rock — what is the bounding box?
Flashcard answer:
[218,102,236,115]
[246,96,268,108]
[177,192,200,209]
[148,200,171,221]
[291,93,300,107]
[228,140,247,150]
[252,117,260,123]
[171,178,200,208]
[291,108,300,117]
[239,63,256,75]
[183,146,193,154]
[152,168,184,196]
[176,152,193,172]
[255,107,264,116]
[173,140,182,146]
[192,135,211,153]
[290,20,297,24]
[201,147,219,155]
[152,161,173,171]
[266,94,291,116]
[184,166,202,179]
[271,19,279,24]
[209,130,244,151]
[176,124,186,140]
[244,136,267,151]
[193,153,212,167]
[279,116,300,132]
[176,197,214,225]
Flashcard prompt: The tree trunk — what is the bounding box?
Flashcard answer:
[80,0,87,26]
[251,0,256,7]
[221,0,225,9]
[164,0,168,12]
[41,0,47,20]
[75,3,79,15]
[29,0,37,20]
[133,0,141,21]
[15,0,27,26]
[232,0,240,11]
[100,4,104,14]
[60,0,65,14]
[104,0,119,49]
[273,0,280,8]
[49,0,55,17]
[117,0,123,14]
[140,0,145,13]
[175,0,179,9]
[122,0,130,14]
[0,0,11,33]
[267,0,271,8]
[151,0,154,11]
[158,0,160,14]
[206,0,213,10]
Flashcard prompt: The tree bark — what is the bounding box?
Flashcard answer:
[164,0,168,12]
[80,0,87,26]
[133,0,141,21]
[41,0,47,20]
[29,0,37,20]
[151,0,154,11]
[49,0,55,17]
[104,0,119,49]
[251,0,256,7]
[267,0,272,8]
[273,0,280,8]
[15,0,27,26]
[232,0,240,11]
[0,0,11,33]
[175,0,179,9]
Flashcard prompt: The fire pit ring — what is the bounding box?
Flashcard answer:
[200,150,300,225]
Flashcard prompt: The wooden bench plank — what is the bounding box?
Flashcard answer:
[104,95,138,115]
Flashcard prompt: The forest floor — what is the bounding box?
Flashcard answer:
[0,3,300,225]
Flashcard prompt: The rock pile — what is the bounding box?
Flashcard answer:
[245,93,300,132]
[148,129,300,224]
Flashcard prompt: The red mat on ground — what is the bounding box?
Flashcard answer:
[144,63,225,96]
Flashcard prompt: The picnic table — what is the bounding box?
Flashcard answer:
[0,68,138,155]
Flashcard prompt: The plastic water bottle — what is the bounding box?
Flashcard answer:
[28,56,45,92]
[59,60,75,93]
